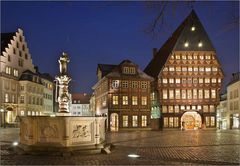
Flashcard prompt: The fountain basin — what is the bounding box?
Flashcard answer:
[19,116,107,155]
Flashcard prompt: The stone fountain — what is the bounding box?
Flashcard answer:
[19,53,106,155]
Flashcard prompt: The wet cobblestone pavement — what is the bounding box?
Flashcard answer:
[1,128,240,165]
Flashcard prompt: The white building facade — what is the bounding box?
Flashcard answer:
[70,93,92,116]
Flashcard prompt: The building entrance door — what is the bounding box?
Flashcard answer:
[181,111,202,130]
[110,113,119,131]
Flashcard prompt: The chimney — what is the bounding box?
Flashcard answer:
[153,48,158,58]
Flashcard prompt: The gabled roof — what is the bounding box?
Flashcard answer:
[1,32,15,54]
[97,64,117,78]
[71,93,91,104]
[144,10,215,78]
[102,59,153,80]
[19,70,42,84]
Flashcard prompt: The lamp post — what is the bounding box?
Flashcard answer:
[0,109,6,128]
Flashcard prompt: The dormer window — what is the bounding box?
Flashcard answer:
[191,26,195,31]
[198,41,203,47]
[129,67,136,74]
[112,80,119,89]
[184,42,189,47]
[123,67,129,74]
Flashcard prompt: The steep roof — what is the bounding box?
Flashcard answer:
[1,32,15,54]
[97,64,117,78]
[19,70,42,84]
[144,10,215,78]
[71,93,91,104]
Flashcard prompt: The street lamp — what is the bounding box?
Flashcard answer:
[0,109,6,128]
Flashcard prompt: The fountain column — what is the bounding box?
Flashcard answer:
[55,52,71,114]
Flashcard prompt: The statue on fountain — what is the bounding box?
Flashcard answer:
[55,52,72,113]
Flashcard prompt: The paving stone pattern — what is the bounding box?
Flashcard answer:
[1,128,240,165]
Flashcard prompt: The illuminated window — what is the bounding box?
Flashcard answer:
[174,117,179,127]
[21,111,24,116]
[129,67,136,74]
[162,78,168,84]
[20,95,24,103]
[212,78,217,83]
[175,89,180,99]
[188,67,192,72]
[203,105,208,112]
[141,116,147,127]
[163,67,168,71]
[176,67,181,72]
[168,106,174,113]
[163,90,168,99]
[169,67,175,71]
[182,67,187,72]
[122,96,128,105]
[176,78,181,84]
[212,67,218,72]
[204,90,210,99]
[193,67,198,72]
[28,111,31,116]
[199,67,204,72]
[5,66,11,74]
[141,96,147,105]
[182,90,186,99]
[182,78,187,84]
[13,69,19,77]
[193,55,198,59]
[169,117,174,127]
[122,81,128,88]
[188,78,192,84]
[199,55,204,60]
[164,117,168,127]
[176,55,180,59]
[198,90,203,99]
[123,67,129,74]
[193,89,198,99]
[197,105,202,110]
[211,90,216,98]
[187,90,192,99]
[205,78,210,83]
[174,106,179,113]
[132,116,138,127]
[132,96,138,105]
[112,80,120,89]
[206,117,210,126]
[198,42,203,47]
[206,55,211,59]
[210,116,215,126]
[199,78,203,83]
[169,78,174,84]
[5,93,9,102]
[186,105,191,110]
[205,67,211,72]
[169,90,174,99]
[132,81,138,88]
[162,106,167,113]
[193,78,198,84]
[192,106,196,110]
[182,55,187,59]
[141,82,147,89]
[210,105,215,112]
[187,55,192,59]
[218,78,221,83]
[122,116,128,127]
[113,95,118,105]
[180,106,185,110]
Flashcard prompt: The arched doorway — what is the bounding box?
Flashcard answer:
[181,111,202,130]
[110,113,119,131]
[6,107,14,123]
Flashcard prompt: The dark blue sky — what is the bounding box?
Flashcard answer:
[1,1,239,93]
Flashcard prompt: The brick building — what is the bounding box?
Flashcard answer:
[93,60,153,131]
[144,10,224,130]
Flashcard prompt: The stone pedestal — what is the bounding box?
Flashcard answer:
[19,116,107,155]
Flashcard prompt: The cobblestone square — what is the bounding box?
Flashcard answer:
[0,128,239,165]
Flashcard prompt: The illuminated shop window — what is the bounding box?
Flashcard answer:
[169,117,174,127]
[141,116,147,127]
[174,117,179,127]
[122,116,128,127]
[132,116,138,127]
[164,117,168,127]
